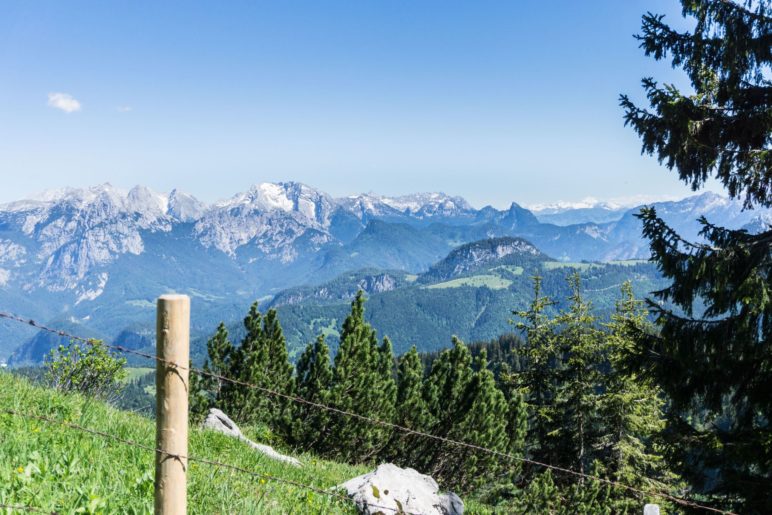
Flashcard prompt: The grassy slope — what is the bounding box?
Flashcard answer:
[0,373,494,514]
[0,372,366,514]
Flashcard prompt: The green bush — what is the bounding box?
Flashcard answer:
[44,340,127,402]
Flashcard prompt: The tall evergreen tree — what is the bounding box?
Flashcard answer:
[205,322,234,399]
[325,291,396,463]
[190,322,234,421]
[219,302,263,421]
[621,2,772,511]
[387,345,434,465]
[218,303,294,435]
[258,308,296,439]
[552,273,604,477]
[597,282,675,513]
[417,337,474,478]
[512,277,561,465]
[449,349,510,491]
[292,335,333,450]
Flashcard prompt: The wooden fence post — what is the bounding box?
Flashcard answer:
[155,294,190,515]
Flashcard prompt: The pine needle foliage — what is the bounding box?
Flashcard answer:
[621,1,772,511]
[291,335,334,450]
[324,291,396,463]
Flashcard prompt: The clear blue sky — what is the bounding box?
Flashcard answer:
[0,0,715,208]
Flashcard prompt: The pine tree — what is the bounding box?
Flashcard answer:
[387,345,434,465]
[512,276,561,465]
[597,282,676,513]
[552,273,605,476]
[218,303,294,436]
[449,349,510,491]
[205,322,234,399]
[621,2,772,510]
[292,335,333,450]
[219,302,263,421]
[325,291,396,463]
[189,363,210,424]
[258,308,296,439]
[493,361,528,483]
[189,322,234,422]
[417,337,474,477]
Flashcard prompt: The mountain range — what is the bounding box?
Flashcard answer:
[1,182,768,362]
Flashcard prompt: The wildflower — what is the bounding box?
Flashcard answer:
[259,478,266,485]
[16,466,24,473]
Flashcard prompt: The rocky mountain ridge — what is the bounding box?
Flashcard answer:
[0,182,768,360]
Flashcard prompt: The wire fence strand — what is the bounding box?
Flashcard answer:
[0,310,738,515]
[0,504,54,514]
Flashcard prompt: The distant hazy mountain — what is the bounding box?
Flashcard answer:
[529,199,629,225]
[1,183,767,362]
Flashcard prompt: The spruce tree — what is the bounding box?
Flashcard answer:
[218,303,294,436]
[417,337,474,477]
[292,335,333,450]
[219,302,263,421]
[387,345,434,465]
[325,291,396,463]
[190,322,234,422]
[499,363,528,459]
[258,308,296,439]
[621,2,772,510]
[512,277,561,466]
[205,322,234,399]
[552,273,604,476]
[597,282,675,513]
[449,349,510,491]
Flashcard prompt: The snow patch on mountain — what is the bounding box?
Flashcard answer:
[0,240,26,264]
[76,272,109,304]
[341,192,473,220]
[0,184,196,290]
[168,189,207,222]
[196,182,335,256]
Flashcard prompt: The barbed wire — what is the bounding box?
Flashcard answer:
[0,408,410,514]
[0,310,738,514]
[0,504,54,514]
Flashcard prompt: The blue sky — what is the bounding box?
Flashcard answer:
[0,1,716,208]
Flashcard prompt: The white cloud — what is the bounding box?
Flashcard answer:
[47,92,82,113]
[116,105,132,112]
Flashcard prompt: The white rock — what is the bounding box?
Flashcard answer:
[337,463,463,515]
[202,408,301,467]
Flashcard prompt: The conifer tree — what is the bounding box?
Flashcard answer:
[190,322,234,421]
[292,335,333,450]
[205,322,234,399]
[621,2,772,510]
[499,363,528,459]
[449,349,510,491]
[552,273,605,476]
[376,336,397,426]
[218,303,294,435]
[188,362,209,424]
[387,345,433,465]
[325,291,396,463]
[258,308,296,439]
[597,282,675,513]
[512,277,561,465]
[219,302,263,420]
[416,337,474,477]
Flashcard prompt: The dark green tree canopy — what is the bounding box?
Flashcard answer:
[622,1,772,512]
[621,0,772,208]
